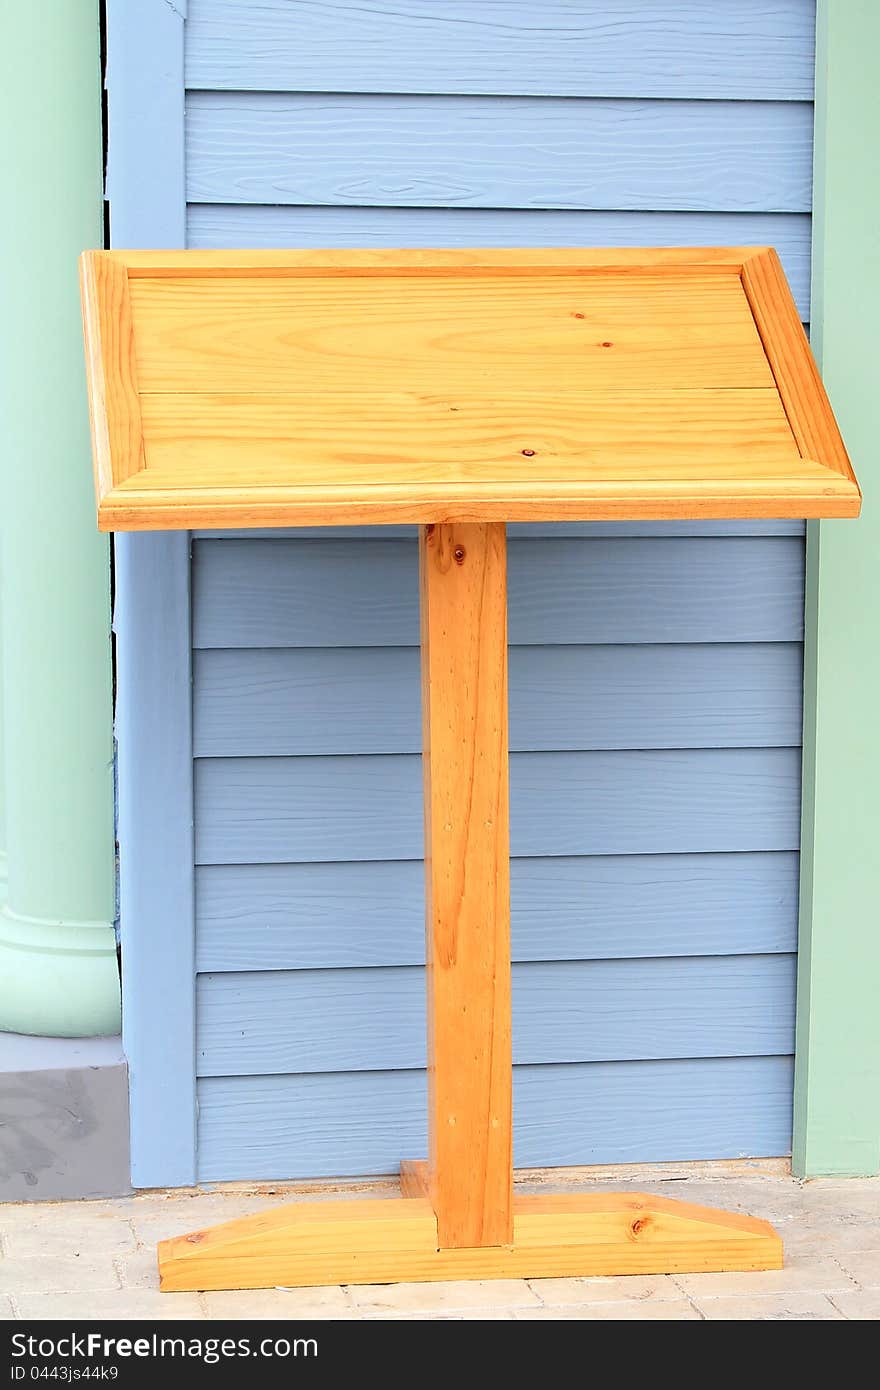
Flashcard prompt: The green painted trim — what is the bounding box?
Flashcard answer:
[0,2,120,1035]
[0,588,6,906]
[793,0,880,1176]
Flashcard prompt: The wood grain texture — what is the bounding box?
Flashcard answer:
[79,254,144,494]
[135,391,802,478]
[419,523,511,1247]
[195,954,796,1077]
[101,489,850,530]
[101,247,757,275]
[742,247,858,485]
[129,270,773,391]
[101,485,851,530]
[185,94,813,212]
[82,249,856,528]
[195,1056,795,1180]
[193,642,803,757]
[157,1190,782,1290]
[186,206,813,321]
[399,1159,429,1199]
[185,0,815,100]
[193,747,802,865]
[191,535,806,648]
[194,852,800,972]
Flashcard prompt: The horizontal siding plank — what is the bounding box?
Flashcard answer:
[185,94,812,213]
[183,2,808,1186]
[193,642,803,757]
[196,954,796,1076]
[191,521,806,540]
[187,206,812,321]
[196,1055,794,1179]
[195,851,800,971]
[194,747,802,864]
[192,537,805,649]
[185,0,815,100]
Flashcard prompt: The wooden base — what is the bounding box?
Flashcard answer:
[158,1179,782,1292]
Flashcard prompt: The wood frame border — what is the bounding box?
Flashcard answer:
[80,246,860,530]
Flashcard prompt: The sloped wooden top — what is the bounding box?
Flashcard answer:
[80,248,859,529]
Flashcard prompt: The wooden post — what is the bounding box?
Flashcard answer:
[418,522,513,1249]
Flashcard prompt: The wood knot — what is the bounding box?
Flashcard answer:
[630,1216,650,1238]
[600,340,614,348]
[521,448,536,457]
[572,312,585,319]
[453,545,466,564]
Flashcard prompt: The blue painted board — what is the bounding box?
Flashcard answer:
[196,954,795,1076]
[116,537,196,1188]
[194,747,802,865]
[193,522,806,540]
[185,94,812,212]
[112,0,814,1186]
[186,0,815,100]
[106,0,195,1188]
[187,206,812,321]
[196,1055,795,1180]
[195,851,800,971]
[192,537,805,649]
[193,642,803,757]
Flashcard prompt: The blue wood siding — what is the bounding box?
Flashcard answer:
[197,1057,796,1180]
[186,1,815,100]
[112,0,816,1183]
[195,853,800,971]
[185,94,812,212]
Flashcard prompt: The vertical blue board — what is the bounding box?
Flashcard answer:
[109,0,813,1185]
[106,0,196,1186]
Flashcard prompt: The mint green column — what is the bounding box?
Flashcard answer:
[793,0,880,1176]
[0,589,6,906]
[0,2,120,1035]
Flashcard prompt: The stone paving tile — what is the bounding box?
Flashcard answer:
[15,1291,204,1321]
[795,1182,880,1217]
[833,1249,880,1287]
[777,1216,880,1257]
[1,1214,137,1259]
[827,1289,880,1319]
[515,1301,702,1320]
[348,1278,541,1316]
[0,1201,136,1227]
[695,1292,843,1320]
[0,1255,121,1295]
[116,1249,161,1290]
[201,1286,352,1320]
[528,1274,681,1306]
[129,1197,280,1247]
[374,1310,517,1321]
[631,1181,804,1222]
[673,1255,853,1299]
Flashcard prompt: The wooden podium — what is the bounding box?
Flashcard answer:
[81,248,859,1291]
